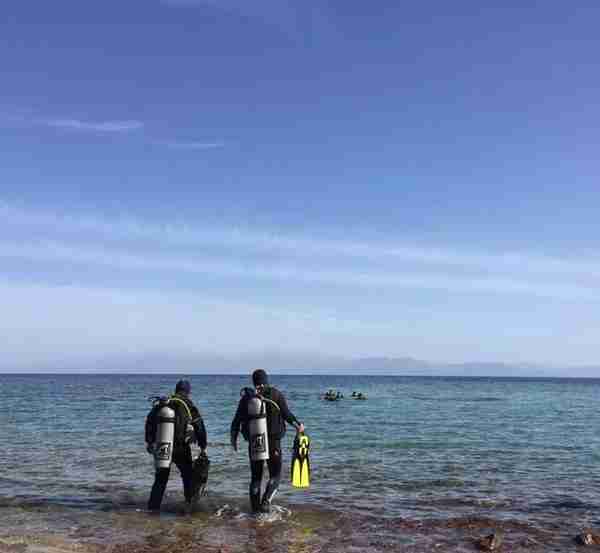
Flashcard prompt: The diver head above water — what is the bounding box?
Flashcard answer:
[252,368,269,390]
[175,379,191,397]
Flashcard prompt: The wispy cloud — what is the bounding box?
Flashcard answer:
[5,110,226,146]
[42,118,144,132]
[4,202,600,367]
[2,201,600,281]
[160,140,225,150]
[0,238,598,302]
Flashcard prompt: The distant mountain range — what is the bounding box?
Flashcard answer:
[5,352,597,377]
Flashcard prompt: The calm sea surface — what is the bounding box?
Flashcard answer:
[1,374,599,552]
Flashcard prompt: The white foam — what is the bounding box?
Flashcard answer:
[212,503,291,524]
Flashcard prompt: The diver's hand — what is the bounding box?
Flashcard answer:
[231,437,238,452]
[146,443,154,455]
[297,423,305,434]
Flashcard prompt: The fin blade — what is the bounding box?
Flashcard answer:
[292,458,302,487]
[300,458,310,488]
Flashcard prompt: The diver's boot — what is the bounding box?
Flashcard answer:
[249,481,261,513]
[260,478,279,513]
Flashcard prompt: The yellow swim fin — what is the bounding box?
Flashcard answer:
[291,433,310,488]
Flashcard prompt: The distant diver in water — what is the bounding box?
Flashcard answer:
[145,380,208,511]
[230,369,305,513]
[323,389,344,401]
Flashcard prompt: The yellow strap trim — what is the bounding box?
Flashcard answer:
[260,396,280,412]
[168,396,193,420]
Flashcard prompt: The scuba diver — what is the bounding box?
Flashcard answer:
[145,379,208,511]
[323,389,341,401]
[230,369,305,513]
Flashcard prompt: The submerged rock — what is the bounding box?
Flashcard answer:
[520,537,540,548]
[476,530,504,551]
[575,532,600,546]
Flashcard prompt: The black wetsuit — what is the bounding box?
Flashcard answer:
[145,393,207,510]
[230,386,300,512]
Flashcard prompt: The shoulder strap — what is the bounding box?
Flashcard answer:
[168,396,193,420]
[258,389,281,412]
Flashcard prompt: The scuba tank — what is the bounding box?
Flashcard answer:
[147,394,196,469]
[154,401,176,469]
[246,389,269,461]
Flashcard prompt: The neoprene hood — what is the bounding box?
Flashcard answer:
[175,379,191,394]
[252,369,269,387]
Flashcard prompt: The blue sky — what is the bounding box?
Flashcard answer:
[1,1,599,371]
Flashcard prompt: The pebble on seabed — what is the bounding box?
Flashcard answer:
[476,530,504,551]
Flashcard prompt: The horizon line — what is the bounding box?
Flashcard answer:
[1,370,598,379]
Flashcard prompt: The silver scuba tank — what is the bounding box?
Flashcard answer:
[154,404,176,469]
[248,395,269,461]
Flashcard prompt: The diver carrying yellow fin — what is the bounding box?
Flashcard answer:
[291,432,310,488]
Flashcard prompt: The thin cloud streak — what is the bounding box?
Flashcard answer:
[0,239,598,302]
[160,0,219,6]
[2,202,600,279]
[8,111,224,145]
[0,279,390,335]
[42,119,144,132]
[160,140,225,150]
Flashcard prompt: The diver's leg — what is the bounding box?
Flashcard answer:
[249,457,264,513]
[174,446,194,503]
[148,467,170,511]
[261,440,282,512]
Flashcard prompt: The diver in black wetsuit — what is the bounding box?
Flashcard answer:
[230,369,305,513]
[145,380,207,511]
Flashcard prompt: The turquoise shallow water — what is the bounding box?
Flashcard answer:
[1,373,600,549]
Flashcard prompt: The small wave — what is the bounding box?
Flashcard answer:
[248,505,291,524]
[0,490,149,513]
[213,503,291,523]
[411,395,504,403]
[213,503,235,518]
[387,478,467,492]
[530,498,598,512]
[0,476,40,489]
[419,496,512,510]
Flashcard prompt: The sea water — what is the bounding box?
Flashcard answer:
[1,374,599,552]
